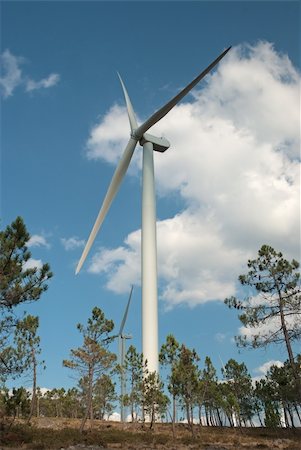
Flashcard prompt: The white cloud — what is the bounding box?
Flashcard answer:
[83,41,300,309]
[26,73,60,92]
[86,105,130,163]
[28,234,50,249]
[88,230,140,293]
[104,411,121,422]
[23,258,43,270]
[61,236,85,251]
[255,360,283,376]
[0,49,23,97]
[238,310,301,344]
[252,360,284,384]
[0,49,60,97]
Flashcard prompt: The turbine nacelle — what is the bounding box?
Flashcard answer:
[120,334,132,340]
[140,133,170,153]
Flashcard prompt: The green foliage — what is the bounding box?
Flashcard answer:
[172,345,200,429]
[142,370,169,428]
[124,345,144,422]
[63,307,116,432]
[92,374,117,419]
[37,387,83,418]
[159,334,180,433]
[0,217,52,380]
[225,245,300,349]
[14,315,43,371]
[225,245,301,399]
[0,216,52,309]
[222,359,254,426]
[4,387,30,419]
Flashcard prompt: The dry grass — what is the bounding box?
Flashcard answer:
[0,418,300,449]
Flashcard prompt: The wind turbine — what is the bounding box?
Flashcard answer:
[111,285,134,423]
[76,46,231,374]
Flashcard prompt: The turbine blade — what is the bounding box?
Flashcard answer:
[135,46,231,138]
[119,285,134,335]
[117,73,138,132]
[75,138,138,274]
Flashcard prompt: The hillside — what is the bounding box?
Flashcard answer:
[1,418,300,449]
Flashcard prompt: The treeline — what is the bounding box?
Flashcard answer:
[1,342,300,431]
[0,217,300,433]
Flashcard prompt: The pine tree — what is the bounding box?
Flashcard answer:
[124,345,144,422]
[93,374,117,419]
[14,315,44,423]
[173,345,200,434]
[0,217,52,379]
[159,334,180,436]
[63,307,116,432]
[222,359,254,427]
[142,370,169,429]
[225,245,301,400]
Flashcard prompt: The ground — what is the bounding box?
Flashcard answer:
[0,418,300,449]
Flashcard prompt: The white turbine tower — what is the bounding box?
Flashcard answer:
[76,47,231,374]
[110,285,134,423]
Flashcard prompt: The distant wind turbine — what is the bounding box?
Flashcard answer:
[76,46,231,374]
[110,285,133,423]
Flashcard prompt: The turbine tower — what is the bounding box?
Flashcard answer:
[76,47,231,374]
[110,286,133,422]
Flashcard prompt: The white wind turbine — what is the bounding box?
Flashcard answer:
[76,47,231,374]
[109,285,134,423]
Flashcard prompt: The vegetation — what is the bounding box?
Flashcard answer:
[63,307,116,432]
[1,221,300,447]
[0,419,301,449]
[225,244,301,400]
[0,216,52,380]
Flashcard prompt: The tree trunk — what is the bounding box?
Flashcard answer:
[186,402,190,426]
[172,394,176,437]
[257,411,264,427]
[149,404,155,430]
[216,408,222,426]
[80,365,94,433]
[287,407,295,428]
[278,290,301,400]
[198,405,202,427]
[27,352,37,424]
[294,403,301,425]
[205,407,210,426]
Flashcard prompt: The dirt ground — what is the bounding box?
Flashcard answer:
[0,417,300,449]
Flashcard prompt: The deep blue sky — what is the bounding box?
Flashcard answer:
[1,1,300,392]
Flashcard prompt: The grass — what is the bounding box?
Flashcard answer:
[0,418,300,449]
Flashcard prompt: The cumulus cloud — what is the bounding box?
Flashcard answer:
[83,41,300,309]
[254,360,283,376]
[28,234,50,249]
[252,359,284,384]
[61,236,85,251]
[238,309,301,344]
[23,258,43,270]
[0,49,23,97]
[0,49,60,98]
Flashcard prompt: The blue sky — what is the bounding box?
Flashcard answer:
[1,1,300,392]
